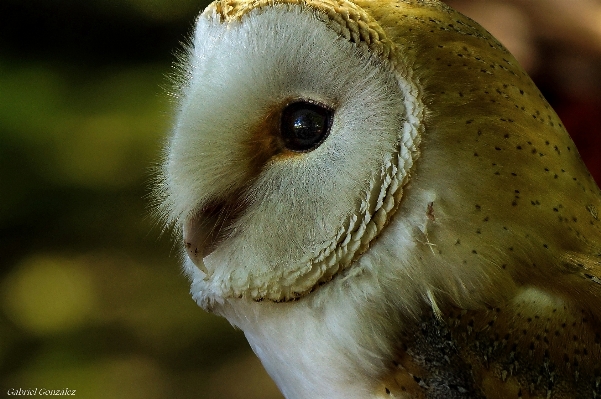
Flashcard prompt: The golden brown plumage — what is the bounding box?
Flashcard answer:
[360,1,601,397]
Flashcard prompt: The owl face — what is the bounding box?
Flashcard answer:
[159,2,422,307]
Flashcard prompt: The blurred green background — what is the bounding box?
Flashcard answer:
[0,1,599,398]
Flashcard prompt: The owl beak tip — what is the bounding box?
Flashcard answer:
[184,240,210,275]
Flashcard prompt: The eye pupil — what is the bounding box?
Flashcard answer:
[281,101,333,152]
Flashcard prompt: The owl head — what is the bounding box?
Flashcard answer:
[157,0,601,314]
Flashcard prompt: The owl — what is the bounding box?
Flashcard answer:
[156,0,601,398]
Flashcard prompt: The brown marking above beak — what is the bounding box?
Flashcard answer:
[183,193,247,272]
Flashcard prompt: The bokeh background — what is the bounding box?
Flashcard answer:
[1,1,600,398]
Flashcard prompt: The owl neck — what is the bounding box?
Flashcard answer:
[217,267,411,399]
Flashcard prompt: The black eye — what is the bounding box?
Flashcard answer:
[280,101,333,152]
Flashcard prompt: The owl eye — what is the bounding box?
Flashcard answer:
[280,101,333,152]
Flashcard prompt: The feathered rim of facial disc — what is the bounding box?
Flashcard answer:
[204,0,396,61]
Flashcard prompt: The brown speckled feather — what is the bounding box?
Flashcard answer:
[359,1,601,398]
[377,302,601,398]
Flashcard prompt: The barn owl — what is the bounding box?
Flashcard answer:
[156,0,601,398]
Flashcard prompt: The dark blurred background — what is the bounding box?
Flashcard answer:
[0,1,599,398]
